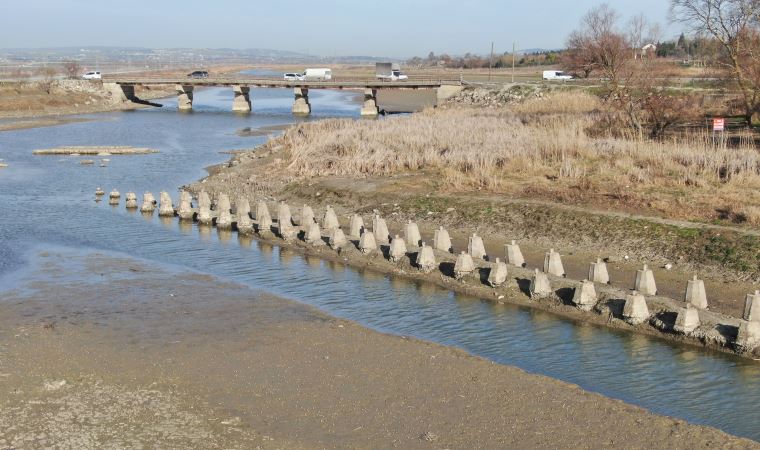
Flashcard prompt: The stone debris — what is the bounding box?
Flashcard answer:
[743,290,760,322]
[543,248,565,277]
[684,276,707,310]
[487,258,508,287]
[454,251,476,279]
[215,194,232,230]
[634,264,657,296]
[329,228,348,249]
[505,240,525,267]
[140,192,156,213]
[467,233,487,260]
[301,205,315,228]
[389,235,408,262]
[404,220,422,248]
[529,269,552,299]
[588,258,609,284]
[572,280,598,311]
[305,222,324,246]
[256,201,273,234]
[416,242,437,273]
[447,84,548,107]
[349,214,365,238]
[623,291,650,325]
[736,320,760,353]
[158,191,174,217]
[359,230,377,254]
[79,159,95,165]
[177,191,194,221]
[372,215,390,245]
[433,226,452,253]
[322,206,340,231]
[673,305,700,334]
[124,192,138,209]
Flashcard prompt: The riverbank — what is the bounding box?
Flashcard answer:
[0,248,754,448]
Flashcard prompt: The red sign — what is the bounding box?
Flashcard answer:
[713,118,725,132]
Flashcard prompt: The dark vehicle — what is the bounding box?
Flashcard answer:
[187,70,209,79]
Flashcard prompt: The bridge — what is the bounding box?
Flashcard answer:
[105,76,464,116]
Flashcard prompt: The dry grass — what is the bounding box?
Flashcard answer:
[265,91,760,222]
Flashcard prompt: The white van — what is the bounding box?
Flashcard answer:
[542,70,572,81]
[82,71,102,80]
[303,68,332,81]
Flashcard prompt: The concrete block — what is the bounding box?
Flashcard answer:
[198,204,213,226]
[634,264,657,296]
[125,192,138,209]
[487,258,508,287]
[158,191,174,217]
[389,235,407,262]
[292,88,311,115]
[404,220,422,248]
[673,305,700,334]
[305,222,324,246]
[454,251,476,279]
[505,240,525,267]
[359,230,377,254]
[467,233,487,260]
[684,276,707,309]
[543,249,565,277]
[237,210,254,235]
[236,197,251,219]
[178,191,194,220]
[349,214,365,238]
[216,194,232,230]
[416,242,437,273]
[277,202,292,228]
[623,291,650,325]
[743,290,760,322]
[198,191,211,211]
[572,280,597,311]
[232,85,251,113]
[736,320,760,353]
[588,258,609,284]
[530,269,552,299]
[176,84,194,111]
[322,206,340,231]
[95,187,105,196]
[108,189,120,205]
[329,228,348,249]
[140,192,156,212]
[256,201,272,233]
[372,215,390,245]
[360,89,379,117]
[433,226,452,253]
[301,205,315,228]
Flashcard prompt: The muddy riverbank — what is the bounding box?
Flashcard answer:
[0,248,754,448]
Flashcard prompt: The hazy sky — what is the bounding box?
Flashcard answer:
[1,0,676,57]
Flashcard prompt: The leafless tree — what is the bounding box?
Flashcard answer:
[63,61,81,79]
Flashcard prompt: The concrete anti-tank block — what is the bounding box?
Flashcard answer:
[372,215,390,245]
[685,276,707,309]
[673,305,700,334]
[329,228,348,249]
[322,206,340,231]
[349,214,365,238]
[588,258,609,284]
[256,201,273,233]
[108,189,120,205]
[125,192,138,209]
[634,264,657,296]
[277,202,292,227]
[530,269,552,299]
[140,192,156,212]
[572,280,597,311]
[305,222,324,246]
[236,197,251,219]
[468,233,487,260]
[743,290,760,322]
[198,191,211,211]
[487,258,508,287]
[389,235,407,262]
[505,240,525,267]
[433,226,452,253]
[416,242,437,273]
[177,191,194,220]
[216,194,232,229]
[359,230,377,254]
[404,220,422,248]
[237,209,254,235]
[736,320,760,353]
[543,249,565,277]
[623,291,650,325]
[454,251,476,279]
[301,205,315,228]
[95,187,105,196]
[158,191,174,217]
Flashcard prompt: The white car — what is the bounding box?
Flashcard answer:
[283,73,304,81]
[82,71,102,80]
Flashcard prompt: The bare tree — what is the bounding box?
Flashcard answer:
[63,61,81,79]
[671,0,760,122]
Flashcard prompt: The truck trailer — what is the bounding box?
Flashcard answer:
[376,62,408,81]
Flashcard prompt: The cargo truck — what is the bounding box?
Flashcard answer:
[376,62,408,81]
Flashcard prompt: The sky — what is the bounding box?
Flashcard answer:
[1,0,677,57]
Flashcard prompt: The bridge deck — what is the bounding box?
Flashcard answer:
[105,76,459,89]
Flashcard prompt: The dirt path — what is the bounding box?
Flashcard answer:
[0,249,755,448]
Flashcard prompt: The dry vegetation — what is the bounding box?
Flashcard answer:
[264,90,760,224]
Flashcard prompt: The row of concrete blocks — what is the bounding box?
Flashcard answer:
[101,188,760,353]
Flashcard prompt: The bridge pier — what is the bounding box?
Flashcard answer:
[360,89,379,117]
[232,85,251,113]
[292,88,311,115]
[176,85,194,111]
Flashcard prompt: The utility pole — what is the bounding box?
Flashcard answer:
[511,42,516,83]
[488,41,494,82]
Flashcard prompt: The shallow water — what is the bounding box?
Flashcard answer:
[1,86,760,440]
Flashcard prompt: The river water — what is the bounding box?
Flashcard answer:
[1,85,760,441]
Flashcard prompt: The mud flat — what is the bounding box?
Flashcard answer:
[0,249,754,448]
[0,117,93,132]
[32,146,158,155]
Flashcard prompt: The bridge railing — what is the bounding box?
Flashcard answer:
[102,75,462,86]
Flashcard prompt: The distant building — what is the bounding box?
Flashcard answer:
[639,43,657,59]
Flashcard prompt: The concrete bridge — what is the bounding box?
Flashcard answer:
[106,76,464,117]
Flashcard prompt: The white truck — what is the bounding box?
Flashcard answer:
[376,62,408,81]
[542,70,573,81]
[302,68,332,81]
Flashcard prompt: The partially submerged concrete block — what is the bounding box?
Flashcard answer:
[216,194,232,229]
[505,240,525,267]
[329,228,348,249]
[158,191,174,217]
[125,192,138,209]
[433,226,452,253]
[372,215,390,245]
[634,264,657,296]
[454,251,476,279]
[530,269,552,299]
[673,305,700,334]
[684,276,707,309]
[543,249,565,277]
[177,191,194,220]
[237,209,254,235]
[588,258,609,284]
[301,205,315,228]
[416,242,437,273]
[743,290,760,322]
[404,220,422,248]
[359,230,377,254]
[572,280,598,311]
[487,258,508,287]
[349,214,365,238]
[468,233,487,260]
[322,206,340,231]
[389,235,408,262]
[140,192,156,212]
[95,187,105,196]
[198,204,213,226]
[623,291,650,325]
[198,191,211,211]
[256,201,272,233]
[736,320,760,353]
[305,222,324,246]
[108,189,120,205]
